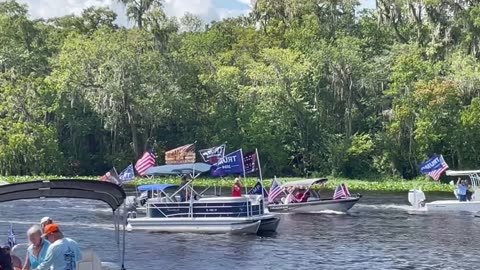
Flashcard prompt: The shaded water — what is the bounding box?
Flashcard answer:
[1,192,480,270]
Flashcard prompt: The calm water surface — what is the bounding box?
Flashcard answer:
[1,192,480,270]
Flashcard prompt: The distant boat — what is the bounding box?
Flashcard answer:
[127,163,279,234]
[410,170,480,213]
[267,178,361,214]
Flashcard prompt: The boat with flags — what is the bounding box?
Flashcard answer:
[0,179,128,270]
[408,155,480,213]
[126,144,279,234]
[267,178,361,213]
[409,169,480,213]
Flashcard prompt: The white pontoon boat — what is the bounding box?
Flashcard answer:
[0,180,128,270]
[267,178,361,213]
[409,170,480,213]
[127,163,280,234]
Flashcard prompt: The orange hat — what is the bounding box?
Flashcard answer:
[41,223,60,237]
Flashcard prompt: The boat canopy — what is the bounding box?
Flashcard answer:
[0,180,126,211]
[281,178,328,188]
[145,163,212,176]
[446,170,480,176]
[138,184,179,192]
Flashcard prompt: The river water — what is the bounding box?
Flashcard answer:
[1,191,480,270]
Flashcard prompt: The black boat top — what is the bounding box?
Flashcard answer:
[0,179,126,211]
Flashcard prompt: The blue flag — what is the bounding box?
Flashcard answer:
[211,149,244,177]
[119,164,135,184]
[419,155,449,181]
[247,181,268,197]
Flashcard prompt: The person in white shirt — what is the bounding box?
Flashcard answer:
[33,224,82,270]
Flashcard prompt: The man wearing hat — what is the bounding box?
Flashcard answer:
[39,217,53,232]
[33,224,82,270]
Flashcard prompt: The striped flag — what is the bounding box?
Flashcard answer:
[7,223,15,248]
[333,183,350,200]
[165,143,196,165]
[419,155,449,181]
[100,167,120,185]
[135,151,156,176]
[268,179,284,203]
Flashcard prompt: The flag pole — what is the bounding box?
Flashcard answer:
[255,148,265,199]
[240,149,248,194]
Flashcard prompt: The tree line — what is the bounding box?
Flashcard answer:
[1,0,480,178]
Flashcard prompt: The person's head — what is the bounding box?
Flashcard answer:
[41,224,62,243]
[27,225,43,246]
[0,244,11,255]
[40,217,53,230]
[0,246,12,270]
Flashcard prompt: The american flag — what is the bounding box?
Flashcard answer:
[7,223,15,248]
[135,151,156,176]
[165,143,196,165]
[333,183,351,200]
[100,167,120,185]
[268,179,284,203]
[419,155,449,181]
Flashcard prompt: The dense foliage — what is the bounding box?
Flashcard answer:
[1,0,480,179]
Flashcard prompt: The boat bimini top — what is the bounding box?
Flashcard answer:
[144,163,212,177]
[446,170,480,187]
[0,180,128,270]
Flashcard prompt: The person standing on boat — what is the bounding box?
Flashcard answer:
[39,218,52,233]
[232,177,243,197]
[33,224,82,270]
[457,179,468,202]
[22,225,50,270]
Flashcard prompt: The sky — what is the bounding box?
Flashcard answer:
[3,0,376,25]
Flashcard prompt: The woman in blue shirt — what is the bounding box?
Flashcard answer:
[22,225,50,270]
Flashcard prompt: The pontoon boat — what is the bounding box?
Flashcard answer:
[0,180,128,270]
[127,163,279,234]
[409,170,480,213]
[267,178,361,213]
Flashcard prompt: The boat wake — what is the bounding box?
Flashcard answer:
[357,203,413,212]
[311,210,346,215]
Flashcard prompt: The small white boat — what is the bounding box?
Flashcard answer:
[409,170,480,213]
[127,163,280,234]
[267,178,361,214]
[0,179,129,270]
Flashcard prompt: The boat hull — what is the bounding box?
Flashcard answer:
[267,197,360,213]
[258,217,280,233]
[425,200,480,212]
[127,217,262,234]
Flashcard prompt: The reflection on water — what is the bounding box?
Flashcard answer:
[1,192,480,269]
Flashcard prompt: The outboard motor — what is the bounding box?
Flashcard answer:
[408,188,426,209]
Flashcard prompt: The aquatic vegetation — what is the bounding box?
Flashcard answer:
[0,175,453,192]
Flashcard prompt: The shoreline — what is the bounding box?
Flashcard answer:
[0,176,454,192]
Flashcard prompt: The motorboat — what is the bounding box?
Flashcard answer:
[409,170,480,213]
[267,178,361,213]
[127,163,280,234]
[0,180,128,270]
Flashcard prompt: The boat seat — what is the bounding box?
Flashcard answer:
[77,249,102,270]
